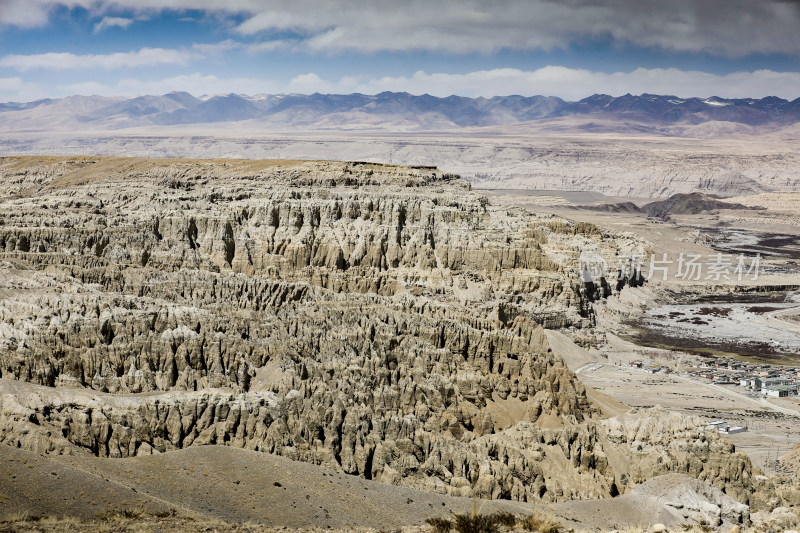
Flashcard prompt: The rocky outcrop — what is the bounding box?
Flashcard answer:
[0,380,755,504]
[0,157,751,504]
[598,407,753,504]
[627,474,750,527]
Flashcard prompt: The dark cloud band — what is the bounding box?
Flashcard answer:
[2,0,800,56]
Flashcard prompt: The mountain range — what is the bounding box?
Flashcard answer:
[2,91,800,133]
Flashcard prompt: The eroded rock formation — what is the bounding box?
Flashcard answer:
[0,156,751,503]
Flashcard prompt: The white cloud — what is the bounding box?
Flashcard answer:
[191,39,243,55]
[245,40,295,54]
[0,0,51,28]
[0,47,195,71]
[93,16,134,33]
[31,66,800,101]
[0,40,281,72]
[3,1,800,56]
[0,76,46,102]
[283,67,800,101]
[55,73,280,97]
[286,73,332,93]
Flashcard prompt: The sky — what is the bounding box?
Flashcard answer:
[1,0,800,103]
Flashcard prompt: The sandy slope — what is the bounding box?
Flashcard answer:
[0,444,174,520]
[1,441,753,532]
[1,444,532,528]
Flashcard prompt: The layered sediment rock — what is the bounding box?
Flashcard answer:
[0,156,751,503]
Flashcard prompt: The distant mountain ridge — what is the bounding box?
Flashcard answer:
[2,91,800,132]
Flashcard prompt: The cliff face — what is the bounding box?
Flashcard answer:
[0,156,752,503]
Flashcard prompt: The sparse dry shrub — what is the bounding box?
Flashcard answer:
[120,508,142,519]
[427,516,453,533]
[153,508,177,518]
[452,513,500,533]
[440,511,521,533]
[519,510,562,533]
[491,512,516,528]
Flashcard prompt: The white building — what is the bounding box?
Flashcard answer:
[719,425,747,435]
[763,384,798,398]
[707,419,747,434]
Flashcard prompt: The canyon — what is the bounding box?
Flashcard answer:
[0,156,778,531]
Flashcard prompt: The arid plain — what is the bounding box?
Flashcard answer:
[2,128,800,532]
